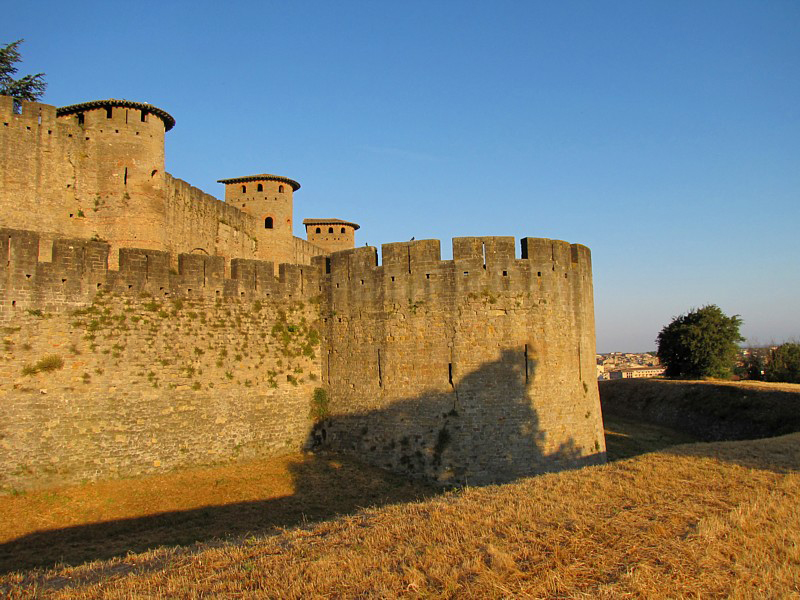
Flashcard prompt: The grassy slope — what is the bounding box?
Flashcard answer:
[1,422,798,598]
[600,379,800,442]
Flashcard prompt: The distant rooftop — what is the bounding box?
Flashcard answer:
[217,174,301,191]
[57,99,176,132]
[303,218,360,231]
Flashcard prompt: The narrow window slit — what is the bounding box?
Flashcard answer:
[326,351,331,383]
[524,344,529,382]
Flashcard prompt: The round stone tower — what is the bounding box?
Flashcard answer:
[56,99,175,260]
[303,219,360,253]
[217,174,301,264]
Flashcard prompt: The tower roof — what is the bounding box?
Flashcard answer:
[217,174,301,191]
[57,99,176,131]
[303,218,360,231]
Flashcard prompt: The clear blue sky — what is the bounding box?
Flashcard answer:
[4,0,799,352]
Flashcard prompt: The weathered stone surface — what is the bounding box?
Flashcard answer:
[0,94,605,491]
[0,96,327,270]
[313,239,605,485]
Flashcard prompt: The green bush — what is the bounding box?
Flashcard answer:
[766,343,800,383]
[656,305,743,379]
[309,387,329,421]
[22,354,64,376]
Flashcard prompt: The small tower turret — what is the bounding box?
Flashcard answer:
[217,173,301,264]
[303,218,360,253]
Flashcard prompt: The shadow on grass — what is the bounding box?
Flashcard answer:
[1,351,604,575]
[603,414,699,462]
[600,379,800,473]
[661,432,800,475]
[0,454,437,574]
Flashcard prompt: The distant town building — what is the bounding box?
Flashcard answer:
[607,366,666,379]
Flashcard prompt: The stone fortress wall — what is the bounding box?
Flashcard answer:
[0,96,327,271]
[0,93,606,491]
[0,228,322,490]
[0,226,605,489]
[312,237,604,485]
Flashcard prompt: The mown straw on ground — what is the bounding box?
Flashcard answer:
[1,425,797,598]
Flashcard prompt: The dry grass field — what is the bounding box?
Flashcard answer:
[1,418,798,598]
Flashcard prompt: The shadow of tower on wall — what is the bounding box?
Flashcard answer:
[310,348,605,486]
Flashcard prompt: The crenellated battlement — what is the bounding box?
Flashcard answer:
[317,236,590,277]
[311,236,592,318]
[0,96,58,129]
[0,229,591,319]
[0,228,320,320]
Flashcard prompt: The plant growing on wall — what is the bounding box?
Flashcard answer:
[309,387,329,421]
[21,354,63,375]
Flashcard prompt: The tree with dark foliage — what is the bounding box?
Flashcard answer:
[1,39,46,101]
[766,343,800,384]
[656,305,743,379]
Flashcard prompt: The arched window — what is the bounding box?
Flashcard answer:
[340,227,346,233]
[257,183,263,192]
[315,227,321,234]
[279,185,285,193]
[241,185,246,193]
[265,217,274,229]
[328,227,334,233]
